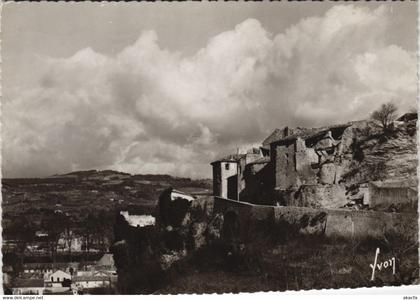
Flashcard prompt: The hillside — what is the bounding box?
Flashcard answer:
[2,170,212,240]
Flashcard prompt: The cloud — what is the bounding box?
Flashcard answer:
[3,5,416,178]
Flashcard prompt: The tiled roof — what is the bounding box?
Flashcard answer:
[23,263,70,270]
[14,278,44,288]
[73,275,110,282]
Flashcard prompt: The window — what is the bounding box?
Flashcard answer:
[225,163,230,170]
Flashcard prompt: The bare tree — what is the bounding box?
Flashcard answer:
[372,102,398,134]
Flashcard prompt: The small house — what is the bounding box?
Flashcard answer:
[73,274,111,289]
[12,278,45,295]
[44,270,71,288]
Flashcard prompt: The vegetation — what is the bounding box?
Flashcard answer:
[156,233,418,293]
[372,102,398,134]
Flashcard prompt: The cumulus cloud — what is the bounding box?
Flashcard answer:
[3,5,416,178]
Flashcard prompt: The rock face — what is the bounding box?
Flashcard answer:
[111,188,216,294]
[337,119,418,210]
[275,119,417,210]
[340,120,417,184]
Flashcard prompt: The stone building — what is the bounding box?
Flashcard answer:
[269,124,350,190]
[211,124,352,205]
[211,150,263,200]
[211,114,417,210]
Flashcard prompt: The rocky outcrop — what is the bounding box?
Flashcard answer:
[338,119,417,209]
[280,119,418,210]
[111,188,217,294]
[340,120,417,183]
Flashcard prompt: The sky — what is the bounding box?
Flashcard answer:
[1,2,417,179]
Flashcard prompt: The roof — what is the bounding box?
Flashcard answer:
[73,275,110,282]
[262,127,307,146]
[48,270,71,278]
[120,211,156,227]
[269,123,352,146]
[397,112,417,122]
[211,154,245,164]
[97,254,115,267]
[24,262,71,270]
[14,278,45,288]
[247,156,270,165]
[262,128,283,146]
[171,190,195,202]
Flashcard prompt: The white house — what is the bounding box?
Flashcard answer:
[120,211,155,227]
[73,274,111,289]
[44,270,71,288]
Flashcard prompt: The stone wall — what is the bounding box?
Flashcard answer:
[274,141,296,190]
[212,164,221,197]
[213,197,418,242]
[240,162,275,205]
[369,184,418,212]
[295,138,318,185]
[285,184,348,209]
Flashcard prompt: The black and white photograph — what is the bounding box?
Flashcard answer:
[1,1,418,295]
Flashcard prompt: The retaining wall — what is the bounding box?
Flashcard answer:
[213,197,418,242]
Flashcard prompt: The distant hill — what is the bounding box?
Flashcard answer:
[2,170,212,235]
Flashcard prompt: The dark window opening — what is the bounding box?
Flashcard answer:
[331,126,347,140]
[225,163,230,170]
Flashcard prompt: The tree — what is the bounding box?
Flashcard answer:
[83,212,99,254]
[8,219,35,266]
[41,211,66,263]
[372,102,398,134]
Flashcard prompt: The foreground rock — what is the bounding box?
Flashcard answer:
[111,188,217,294]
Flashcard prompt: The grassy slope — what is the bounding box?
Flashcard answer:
[157,235,418,293]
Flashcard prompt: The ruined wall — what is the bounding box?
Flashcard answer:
[214,197,418,242]
[369,184,418,212]
[112,191,216,294]
[274,138,320,191]
[295,138,318,185]
[285,184,348,209]
[274,141,297,190]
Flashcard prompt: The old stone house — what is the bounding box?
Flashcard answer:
[211,124,351,206]
[211,115,417,211]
